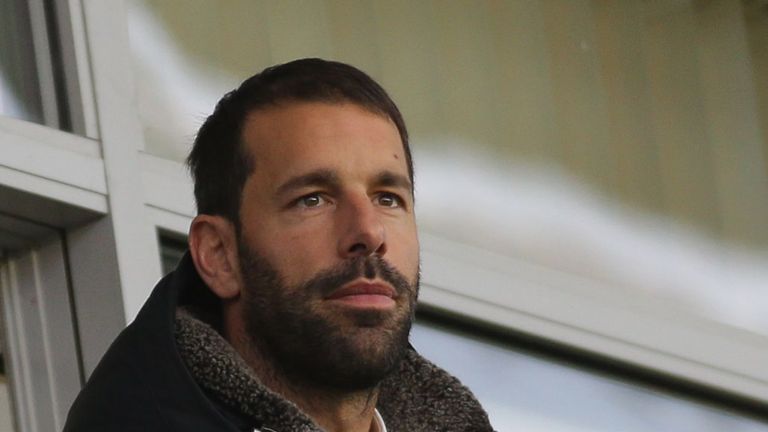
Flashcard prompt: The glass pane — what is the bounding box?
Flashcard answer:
[412,320,768,432]
[0,0,45,124]
[127,0,768,335]
[159,235,186,275]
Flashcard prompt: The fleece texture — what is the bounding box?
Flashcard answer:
[175,309,494,432]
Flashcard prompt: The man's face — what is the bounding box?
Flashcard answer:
[235,102,420,390]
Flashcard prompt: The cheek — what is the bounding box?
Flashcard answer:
[388,224,420,280]
[260,230,335,286]
[406,245,420,285]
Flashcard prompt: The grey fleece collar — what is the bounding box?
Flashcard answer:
[174,309,494,432]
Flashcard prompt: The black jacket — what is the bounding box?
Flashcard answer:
[63,254,494,431]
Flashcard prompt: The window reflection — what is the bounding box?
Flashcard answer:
[0,0,45,124]
[159,235,186,275]
[411,319,768,431]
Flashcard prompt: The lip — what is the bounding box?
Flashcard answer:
[325,280,396,308]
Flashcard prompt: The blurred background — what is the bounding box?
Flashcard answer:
[1,0,768,431]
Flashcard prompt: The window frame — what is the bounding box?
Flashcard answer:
[0,232,82,432]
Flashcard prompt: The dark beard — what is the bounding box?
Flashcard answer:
[238,239,418,392]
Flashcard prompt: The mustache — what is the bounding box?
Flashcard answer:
[299,256,413,298]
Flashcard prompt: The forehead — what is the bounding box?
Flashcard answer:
[240,102,407,179]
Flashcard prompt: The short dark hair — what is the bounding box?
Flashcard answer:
[187,58,412,225]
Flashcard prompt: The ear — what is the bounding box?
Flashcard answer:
[188,214,242,300]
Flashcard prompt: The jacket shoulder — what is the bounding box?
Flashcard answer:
[63,326,172,431]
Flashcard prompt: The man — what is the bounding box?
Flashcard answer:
[64,58,493,432]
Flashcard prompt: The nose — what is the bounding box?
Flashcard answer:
[338,196,387,259]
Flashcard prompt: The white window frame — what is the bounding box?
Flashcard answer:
[1,233,82,432]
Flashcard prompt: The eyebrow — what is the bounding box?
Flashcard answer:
[275,169,341,197]
[274,169,413,198]
[372,170,413,193]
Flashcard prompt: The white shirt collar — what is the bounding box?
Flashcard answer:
[253,409,386,432]
[372,409,387,432]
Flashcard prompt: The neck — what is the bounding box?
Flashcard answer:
[227,324,379,432]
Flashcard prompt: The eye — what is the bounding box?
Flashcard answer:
[296,193,327,209]
[376,192,403,208]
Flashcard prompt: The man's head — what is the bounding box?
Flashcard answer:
[186,59,420,392]
[187,58,412,229]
